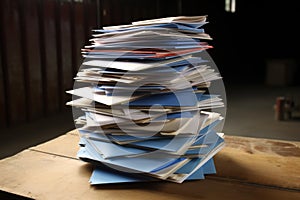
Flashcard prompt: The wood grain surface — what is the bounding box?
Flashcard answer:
[0,131,299,199]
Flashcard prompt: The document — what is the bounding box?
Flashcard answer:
[66,15,225,184]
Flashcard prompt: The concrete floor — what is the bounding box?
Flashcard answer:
[223,84,300,141]
[0,84,299,160]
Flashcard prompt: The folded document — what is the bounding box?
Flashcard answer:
[67,15,225,184]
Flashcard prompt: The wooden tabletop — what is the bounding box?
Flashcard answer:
[1,130,300,200]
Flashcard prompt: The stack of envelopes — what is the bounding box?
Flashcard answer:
[66,16,225,184]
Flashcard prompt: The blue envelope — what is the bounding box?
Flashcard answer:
[129,90,204,107]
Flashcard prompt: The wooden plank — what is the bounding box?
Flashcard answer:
[20,0,44,120]
[110,0,127,25]
[72,1,85,75]
[58,1,73,108]
[37,0,47,116]
[113,0,157,23]
[54,0,63,111]
[84,0,97,41]
[138,1,158,20]
[0,149,299,200]
[40,0,60,114]
[60,1,73,104]
[101,0,112,26]
[54,0,75,111]
[214,136,300,190]
[0,64,6,127]
[30,131,80,159]
[1,0,27,125]
[100,0,158,27]
[0,26,7,127]
[70,0,78,77]
[87,0,98,31]
[157,0,181,18]
[30,131,300,190]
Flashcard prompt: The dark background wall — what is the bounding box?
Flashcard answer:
[1,0,299,127]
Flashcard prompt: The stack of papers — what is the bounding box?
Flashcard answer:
[67,16,225,184]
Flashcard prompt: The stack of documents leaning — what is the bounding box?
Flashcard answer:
[66,16,225,184]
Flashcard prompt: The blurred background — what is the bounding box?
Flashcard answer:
[0,0,299,159]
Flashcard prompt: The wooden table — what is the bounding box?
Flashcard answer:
[1,130,300,200]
